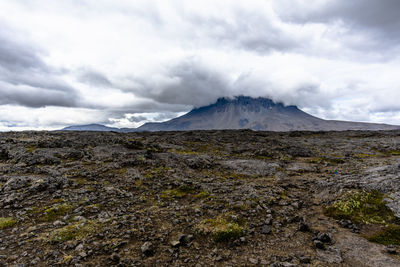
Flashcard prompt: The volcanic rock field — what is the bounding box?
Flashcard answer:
[1,130,400,266]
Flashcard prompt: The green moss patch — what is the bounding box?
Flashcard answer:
[194,191,211,199]
[0,217,17,229]
[325,190,396,225]
[390,150,400,156]
[50,220,101,243]
[196,217,244,242]
[39,203,73,222]
[366,225,400,245]
[168,148,199,155]
[25,145,38,153]
[161,186,195,199]
[356,153,378,158]
[143,166,171,179]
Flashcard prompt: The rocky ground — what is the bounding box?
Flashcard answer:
[1,130,400,266]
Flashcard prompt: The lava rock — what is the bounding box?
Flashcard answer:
[261,225,271,234]
[141,242,154,256]
[297,220,310,232]
[386,245,397,255]
[314,240,325,250]
[110,253,120,262]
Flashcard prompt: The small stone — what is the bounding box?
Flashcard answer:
[178,234,187,244]
[297,221,310,232]
[386,245,397,254]
[316,232,332,243]
[31,258,39,265]
[74,216,86,222]
[340,219,352,228]
[249,258,258,264]
[170,240,180,247]
[351,226,360,234]
[314,240,325,250]
[186,234,194,242]
[261,225,271,234]
[299,256,311,264]
[75,244,84,251]
[141,242,154,256]
[53,220,65,226]
[110,253,120,262]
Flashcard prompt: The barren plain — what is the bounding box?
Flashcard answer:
[1,130,400,266]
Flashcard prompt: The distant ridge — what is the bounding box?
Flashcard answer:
[62,124,136,132]
[62,96,400,132]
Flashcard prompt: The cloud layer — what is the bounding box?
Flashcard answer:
[0,0,399,130]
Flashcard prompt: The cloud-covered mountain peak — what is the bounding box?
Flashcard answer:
[138,96,399,131]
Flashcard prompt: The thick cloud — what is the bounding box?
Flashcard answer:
[286,0,400,36]
[77,69,112,88]
[0,23,80,108]
[275,0,400,53]
[130,59,231,107]
[0,82,77,108]
[183,7,300,54]
[0,31,47,72]
[127,115,147,123]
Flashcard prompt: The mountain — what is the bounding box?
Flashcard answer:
[62,96,400,132]
[137,96,400,131]
[62,124,137,132]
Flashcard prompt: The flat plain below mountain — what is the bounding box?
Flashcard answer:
[2,130,400,266]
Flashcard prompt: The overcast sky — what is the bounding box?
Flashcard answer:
[0,0,400,130]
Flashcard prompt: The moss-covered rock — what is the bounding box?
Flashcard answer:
[39,203,73,222]
[325,190,396,225]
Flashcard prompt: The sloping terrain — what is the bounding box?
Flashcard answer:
[1,130,400,266]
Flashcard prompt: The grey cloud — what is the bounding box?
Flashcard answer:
[0,24,80,108]
[0,82,78,108]
[78,69,112,87]
[232,72,330,109]
[185,9,300,54]
[278,0,400,48]
[129,59,232,107]
[0,29,48,72]
[153,112,182,122]
[128,115,147,122]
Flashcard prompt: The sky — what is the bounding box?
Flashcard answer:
[0,0,400,130]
